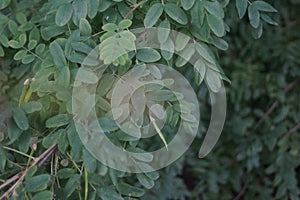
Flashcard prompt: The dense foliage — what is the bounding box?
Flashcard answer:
[0,0,299,199]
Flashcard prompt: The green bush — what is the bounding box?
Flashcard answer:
[0,0,299,199]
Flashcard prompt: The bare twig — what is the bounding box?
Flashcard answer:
[0,174,19,191]
[233,181,249,200]
[284,121,300,138]
[124,1,144,19]
[0,143,57,200]
[247,77,300,135]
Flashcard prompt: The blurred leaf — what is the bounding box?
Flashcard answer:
[25,174,51,192]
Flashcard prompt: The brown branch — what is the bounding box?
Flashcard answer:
[284,121,300,138]
[124,1,144,19]
[0,143,57,200]
[247,77,300,136]
[233,181,248,200]
[0,174,19,191]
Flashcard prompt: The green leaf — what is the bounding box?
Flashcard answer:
[17,130,31,153]
[72,42,93,54]
[57,168,75,179]
[22,101,42,113]
[148,89,174,101]
[76,68,98,84]
[211,36,229,51]
[248,4,260,28]
[72,0,87,25]
[194,42,215,64]
[83,148,97,173]
[119,19,132,29]
[8,40,22,48]
[194,58,206,84]
[46,114,71,128]
[261,14,278,25]
[0,147,6,172]
[31,191,53,200]
[41,25,67,41]
[97,117,119,132]
[137,173,155,189]
[67,123,83,161]
[136,48,161,62]
[42,129,61,148]
[236,0,248,18]
[79,18,92,36]
[145,171,159,180]
[252,20,263,39]
[96,73,115,96]
[55,3,73,27]
[7,119,22,143]
[0,35,9,47]
[87,0,99,19]
[0,46,4,57]
[29,27,40,42]
[49,40,67,68]
[98,187,123,200]
[205,68,221,93]
[148,64,162,79]
[181,0,195,10]
[13,50,27,60]
[24,174,51,192]
[252,1,277,12]
[21,54,35,64]
[117,182,145,197]
[0,0,10,10]
[165,3,188,25]
[56,67,70,87]
[175,43,195,67]
[64,174,81,198]
[158,20,171,44]
[102,23,118,32]
[8,20,18,35]
[144,3,164,28]
[18,33,27,46]
[207,14,225,37]
[35,43,45,54]
[16,12,27,24]
[28,40,37,50]
[13,108,29,130]
[58,130,68,154]
[204,1,224,18]
[175,32,190,52]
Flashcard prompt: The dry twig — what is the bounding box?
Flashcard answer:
[124,1,144,19]
[247,77,300,135]
[0,143,58,200]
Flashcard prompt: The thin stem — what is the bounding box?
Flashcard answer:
[7,160,23,168]
[2,146,35,160]
[78,190,83,200]
[0,174,19,191]
[233,181,249,200]
[26,149,35,166]
[285,121,300,138]
[124,1,144,19]
[84,31,105,42]
[0,143,58,200]
[22,46,43,61]
[66,152,82,173]
[247,77,300,135]
[84,167,89,200]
